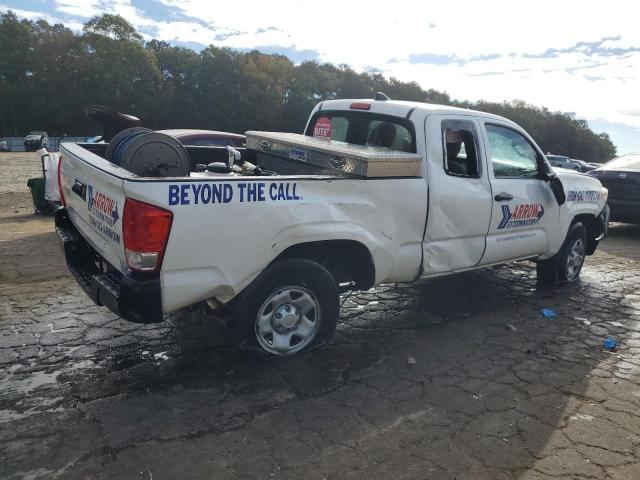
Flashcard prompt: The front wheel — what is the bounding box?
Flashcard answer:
[537,222,587,285]
[229,258,339,356]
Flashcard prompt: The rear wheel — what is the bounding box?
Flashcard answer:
[228,258,339,356]
[537,222,587,285]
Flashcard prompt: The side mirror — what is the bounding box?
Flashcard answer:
[542,172,566,206]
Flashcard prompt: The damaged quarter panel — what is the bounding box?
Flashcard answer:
[123,176,428,313]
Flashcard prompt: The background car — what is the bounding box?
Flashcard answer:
[23,131,48,151]
[158,129,245,147]
[589,153,640,224]
[571,159,597,173]
[546,154,579,171]
[0,140,9,152]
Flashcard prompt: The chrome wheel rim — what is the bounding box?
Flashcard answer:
[565,238,585,281]
[255,286,321,355]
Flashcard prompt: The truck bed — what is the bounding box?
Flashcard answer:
[75,142,258,172]
[58,141,428,320]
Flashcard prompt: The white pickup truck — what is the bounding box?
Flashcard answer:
[56,97,609,355]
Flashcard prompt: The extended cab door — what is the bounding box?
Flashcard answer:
[421,114,493,275]
[479,122,560,265]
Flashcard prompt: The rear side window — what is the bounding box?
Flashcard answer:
[306,111,416,153]
[441,119,480,178]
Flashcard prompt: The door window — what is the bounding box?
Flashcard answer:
[441,120,480,178]
[486,125,539,178]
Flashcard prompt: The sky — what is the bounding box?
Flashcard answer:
[2,0,639,156]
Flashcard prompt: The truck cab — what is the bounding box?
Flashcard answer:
[305,99,608,276]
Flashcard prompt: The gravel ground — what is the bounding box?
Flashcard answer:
[1,152,640,479]
[0,152,46,215]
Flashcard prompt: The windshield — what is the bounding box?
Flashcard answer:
[305,111,416,153]
[603,154,640,171]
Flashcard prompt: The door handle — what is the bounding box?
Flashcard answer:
[494,192,514,201]
[72,179,86,200]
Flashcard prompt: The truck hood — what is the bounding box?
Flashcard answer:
[555,167,604,196]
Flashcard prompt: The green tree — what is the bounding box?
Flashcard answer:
[83,14,142,42]
[146,40,200,128]
[0,11,35,135]
[282,61,339,132]
[80,14,161,125]
[0,9,617,161]
[26,20,88,135]
[236,51,294,131]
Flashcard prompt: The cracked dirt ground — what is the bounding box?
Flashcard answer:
[1,152,640,479]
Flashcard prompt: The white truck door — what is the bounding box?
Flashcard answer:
[479,121,560,265]
[421,115,493,275]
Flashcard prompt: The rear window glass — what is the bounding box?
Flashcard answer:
[306,111,416,153]
[604,154,640,170]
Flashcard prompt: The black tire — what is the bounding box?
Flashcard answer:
[537,222,588,285]
[228,258,339,356]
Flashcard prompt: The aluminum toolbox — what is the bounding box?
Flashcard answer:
[245,131,422,178]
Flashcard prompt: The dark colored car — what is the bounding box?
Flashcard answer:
[571,159,597,173]
[158,129,245,147]
[590,153,640,224]
[546,154,579,171]
[24,131,48,151]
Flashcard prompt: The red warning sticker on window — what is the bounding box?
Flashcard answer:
[313,117,332,139]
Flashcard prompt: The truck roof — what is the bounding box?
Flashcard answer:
[318,99,514,125]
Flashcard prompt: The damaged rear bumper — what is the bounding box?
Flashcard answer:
[55,208,164,323]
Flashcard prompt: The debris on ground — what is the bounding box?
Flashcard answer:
[540,308,557,318]
[153,352,169,361]
[506,324,517,332]
[603,338,618,350]
[575,317,591,326]
[407,356,416,365]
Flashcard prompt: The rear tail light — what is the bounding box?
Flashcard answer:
[123,198,173,272]
[57,154,66,206]
[350,102,371,110]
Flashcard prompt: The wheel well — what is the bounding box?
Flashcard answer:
[272,240,375,290]
[572,213,598,255]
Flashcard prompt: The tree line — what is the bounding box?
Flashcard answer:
[0,11,616,162]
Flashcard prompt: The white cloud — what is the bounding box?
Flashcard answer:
[153,21,218,44]
[54,0,101,18]
[109,0,155,27]
[1,4,57,21]
[0,3,85,31]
